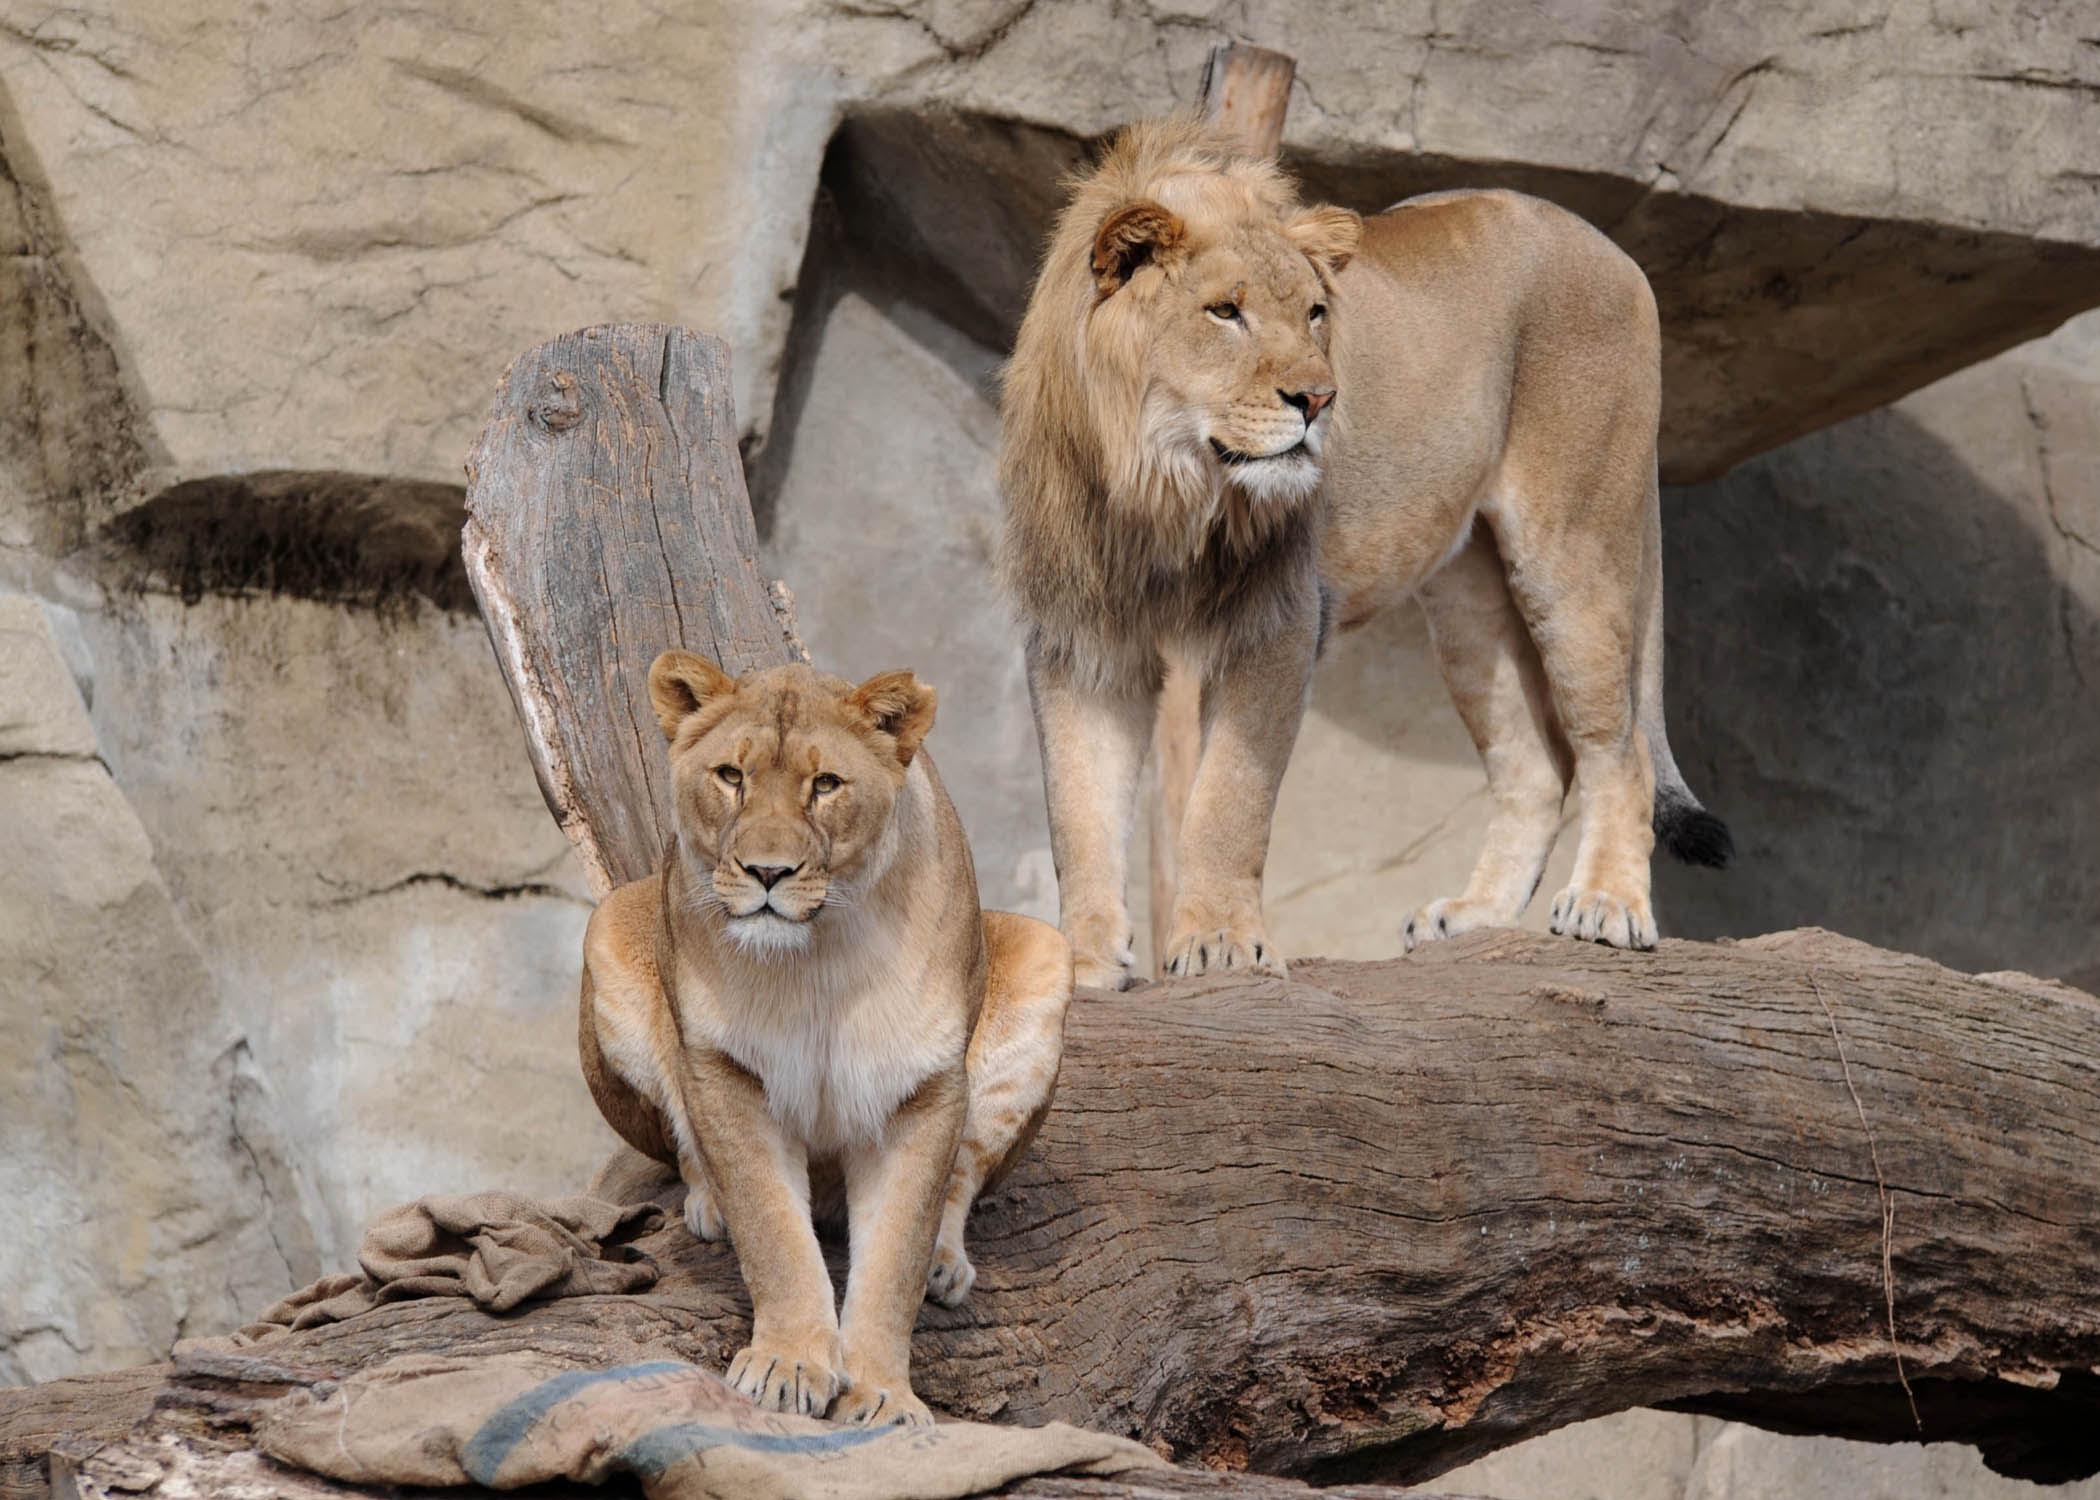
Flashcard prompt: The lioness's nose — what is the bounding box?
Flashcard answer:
[1281,387,1334,422]
[743,862,798,889]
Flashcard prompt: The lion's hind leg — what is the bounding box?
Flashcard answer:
[1491,466,1660,951]
[1406,524,1574,951]
[927,911,1073,1307]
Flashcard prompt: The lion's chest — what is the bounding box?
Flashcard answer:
[704,970,964,1158]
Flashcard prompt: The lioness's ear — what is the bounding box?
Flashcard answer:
[1092,200,1186,295]
[850,670,938,767]
[648,650,736,740]
[1286,203,1361,276]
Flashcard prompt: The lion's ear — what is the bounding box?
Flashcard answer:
[1286,203,1361,276]
[648,650,736,740]
[850,670,938,767]
[1092,200,1187,295]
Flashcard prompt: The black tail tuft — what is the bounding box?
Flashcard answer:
[1655,794,1734,869]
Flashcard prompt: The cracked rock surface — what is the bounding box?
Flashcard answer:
[0,597,317,1383]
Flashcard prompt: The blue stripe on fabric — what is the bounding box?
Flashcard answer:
[616,1419,894,1479]
[461,1361,694,1483]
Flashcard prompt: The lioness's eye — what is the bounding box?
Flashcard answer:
[714,765,742,788]
[811,773,842,796]
[1205,301,1240,322]
[1309,302,1326,323]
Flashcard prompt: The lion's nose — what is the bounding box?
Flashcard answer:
[1281,387,1334,422]
[742,862,799,889]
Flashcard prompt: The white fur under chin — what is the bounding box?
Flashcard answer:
[1224,449,1325,505]
[723,911,816,958]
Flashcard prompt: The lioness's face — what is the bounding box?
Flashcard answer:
[648,653,937,959]
[1091,190,1360,507]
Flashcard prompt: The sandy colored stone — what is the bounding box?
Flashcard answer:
[1437,1409,1710,1500]
[1656,308,2100,989]
[0,594,316,1383]
[1682,1422,2100,1500]
[760,291,1056,921]
[65,590,611,1266]
[0,0,2095,563]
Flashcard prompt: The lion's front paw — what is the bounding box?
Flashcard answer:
[1402,897,1506,953]
[832,1370,934,1427]
[1067,915,1138,992]
[682,1179,728,1243]
[1072,954,1137,991]
[1161,924,1285,980]
[726,1330,845,1417]
[1548,884,1656,950]
[925,1229,976,1308]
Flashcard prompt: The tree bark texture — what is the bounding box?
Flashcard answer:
[9,927,2097,1496]
[462,323,798,895]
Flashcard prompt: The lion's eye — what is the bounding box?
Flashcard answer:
[714,765,742,788]
[1309,303,1326,323]
[1205,301,1241,322]
[811,773,842,796]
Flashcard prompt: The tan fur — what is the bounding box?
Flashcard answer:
[580,656,1071,1425]
[1001,117,1714,980]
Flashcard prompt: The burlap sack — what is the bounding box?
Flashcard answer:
[236,1193,664,1341]
[258,1353,1162,1500]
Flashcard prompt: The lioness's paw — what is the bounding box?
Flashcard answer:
[1162,927,1285,980]
[926,1232,976,1307]
[682,1181,727,1243]
[832,1376,934,1427]
[1548,885,1657,950]
[1402,897,1504,953]
[727,1333,845,1417]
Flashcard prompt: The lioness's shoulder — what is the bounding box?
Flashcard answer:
[585,875,662,983]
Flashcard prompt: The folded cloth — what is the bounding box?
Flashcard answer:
[235,1192,664,1342]
[258,1352,1163,1500]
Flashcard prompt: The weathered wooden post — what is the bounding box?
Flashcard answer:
[462,324,803,896]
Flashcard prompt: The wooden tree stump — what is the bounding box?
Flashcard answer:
[10,929,2098,1495]
[463,324,801,895]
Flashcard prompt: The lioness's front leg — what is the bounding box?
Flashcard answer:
[1164,586,1319,979]
[1027,646,1155,990]
[834,1065,967,1426]
[679,1050,845,1417]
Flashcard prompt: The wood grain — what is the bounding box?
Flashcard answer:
[1200,45,1297,159]
[11,928,2096,1493]
[462,324,794,895]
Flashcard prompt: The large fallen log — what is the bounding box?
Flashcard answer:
[8,928,2097,1496]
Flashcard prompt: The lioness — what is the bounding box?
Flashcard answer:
[579,653,1071,1425]
[1000,118,1730,988]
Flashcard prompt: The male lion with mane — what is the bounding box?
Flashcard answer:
[1000,117,1729,989]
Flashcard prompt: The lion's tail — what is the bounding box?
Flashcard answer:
[1638,477,1735,870]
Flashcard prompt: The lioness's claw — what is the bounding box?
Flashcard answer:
[1402,897,1504,952]
[1162,928,1284,980]
[1548,885,1656,950]
[727,1337,844,1417]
